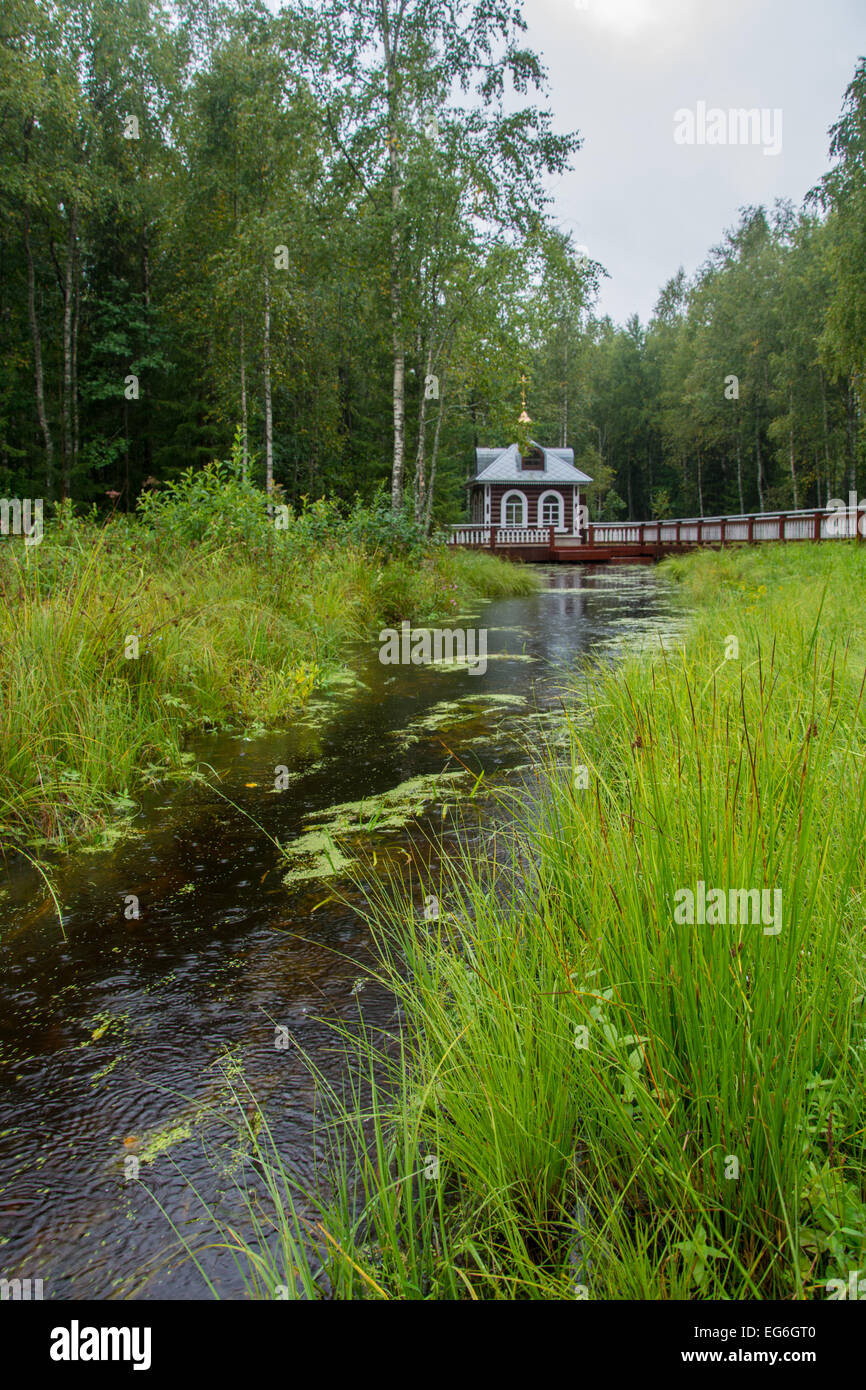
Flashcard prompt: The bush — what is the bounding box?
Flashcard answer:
[136,457,274,551]
[343,492,427,558]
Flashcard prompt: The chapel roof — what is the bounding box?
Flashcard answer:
[473,441,592,485]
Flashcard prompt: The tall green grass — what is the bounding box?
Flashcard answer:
[0,510,534,851]
[203,542,866,1299]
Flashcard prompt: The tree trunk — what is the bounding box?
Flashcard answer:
[788,388,799,509]
[24,210,53,494]
[846,376,858,497]
[61,202,77,500]
[141,227,152,491]
[424,382,445,535]
[561,332,568,447]
[413,341,434,520]
[123,396,130,501]
[263,268,273,499]
[755,413,765,511]
[240,317,248,481]
[735,411,744,513]
[380,0,405,509]
[388,182,405,508]
[819,365,833,502]
[72,231,80,478]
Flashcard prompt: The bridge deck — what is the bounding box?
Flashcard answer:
[447,508,864,563]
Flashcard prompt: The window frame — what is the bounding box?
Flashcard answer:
[539,490,564,530]
[501,490,527,527]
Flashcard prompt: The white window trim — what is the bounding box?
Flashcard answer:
[538,489,564,531]
[501,490,527,527]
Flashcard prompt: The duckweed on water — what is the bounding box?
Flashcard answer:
[138,1120,195,1166]
[123,1044,257,1171]
[428,652,538,671]
[391,692,531,749]
[280,771,469,885]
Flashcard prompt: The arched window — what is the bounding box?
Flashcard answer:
[539,491,563,528]
[502,491,526,526]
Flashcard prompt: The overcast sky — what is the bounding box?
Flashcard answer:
[523,0,864,324]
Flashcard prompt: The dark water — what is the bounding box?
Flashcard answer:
[0,565,683,1299]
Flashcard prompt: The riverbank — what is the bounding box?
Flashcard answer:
[0,464,536,854]
[0,563,672,1298]
[231,542,866,1300]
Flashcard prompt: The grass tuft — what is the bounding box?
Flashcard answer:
[202,542,866,1299]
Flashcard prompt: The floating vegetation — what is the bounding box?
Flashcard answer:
[262,758,327,791]
[461,693,528,707]
[138,1119,195,1165]
[90,1056,122,1086]
[320,667,370,694]
[79,820,143,855]
[280,770,469,886]
[83,1009,129,1048]
[118,1044,257,1174]
[391,692,531,750]
[428,651,538,671]
[595,612,688,660]
[280,829,354,885]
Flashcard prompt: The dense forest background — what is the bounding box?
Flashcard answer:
[1,0,864,525]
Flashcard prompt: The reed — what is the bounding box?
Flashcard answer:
[210,542,866,1299]
[0,509,533,852]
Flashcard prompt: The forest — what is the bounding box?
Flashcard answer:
[3,1,866,1322]
[2,0,865,527]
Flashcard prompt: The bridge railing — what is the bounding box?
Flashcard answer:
[447,509,864,550]
[588,507,863,547]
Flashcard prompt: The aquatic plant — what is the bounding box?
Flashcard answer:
[0,480,535,853]
[206,542,866,1299]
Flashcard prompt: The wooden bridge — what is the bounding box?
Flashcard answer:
[446,507,865,564]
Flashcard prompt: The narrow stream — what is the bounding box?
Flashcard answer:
[0,565,684,1299]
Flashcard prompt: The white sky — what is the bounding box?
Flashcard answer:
[525,0,864,323]
[270,0,863,325]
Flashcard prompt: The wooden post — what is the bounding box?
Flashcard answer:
[697,519,703,546]
[813,510,820,542]
[747,515,754,543]
[549,524,556,560]
[490,525,497,553]
[676,521,681,548]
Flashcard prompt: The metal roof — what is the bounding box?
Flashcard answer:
[473,441,593,485]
